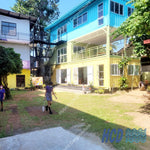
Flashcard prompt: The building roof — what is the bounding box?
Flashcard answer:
[0,8,37,23]
[45,0,95,31]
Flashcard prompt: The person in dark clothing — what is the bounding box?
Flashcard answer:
[0,85,5,112]
[45,81,57,114]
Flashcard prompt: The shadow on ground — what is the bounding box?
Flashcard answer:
[0,90,149,150]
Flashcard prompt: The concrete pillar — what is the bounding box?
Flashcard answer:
[106,26,111,90]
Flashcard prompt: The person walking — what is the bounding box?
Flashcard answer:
[0,85,5,112]
[45,81,57,114]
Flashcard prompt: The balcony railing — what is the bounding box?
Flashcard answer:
[72,45,106,61]
[0,30,30,42]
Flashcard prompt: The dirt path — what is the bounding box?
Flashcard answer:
[109,89,150,135]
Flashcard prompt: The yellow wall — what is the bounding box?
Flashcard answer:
[110,57,140,88]
[50,39,140,89]
[7,69,30,88]
[51,55,109,88]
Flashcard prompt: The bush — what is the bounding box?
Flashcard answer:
[119,76,128,90]
[94,88,104,94]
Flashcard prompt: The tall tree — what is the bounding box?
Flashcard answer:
[112,0,150,57]
[0,46,22,99]
[12,0,59,26]
[12,0,60,77]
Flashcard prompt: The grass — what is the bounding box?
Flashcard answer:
[0,90,149,150]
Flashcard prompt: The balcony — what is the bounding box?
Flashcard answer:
[72,45,106,61]
[0,30,30,44]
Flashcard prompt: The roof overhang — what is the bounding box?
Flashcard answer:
[70,26,124,45]
[0,8,37,27]
[45,0,96,31]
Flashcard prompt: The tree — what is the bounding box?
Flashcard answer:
[12,0,60,77]
[112,0,150,57]
[11,0,59,26]
[0,46,22,99]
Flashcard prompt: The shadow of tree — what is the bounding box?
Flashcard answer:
[0,90,149,150]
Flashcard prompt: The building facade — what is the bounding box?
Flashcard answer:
[0,9,36,88]
[45,0,140,89]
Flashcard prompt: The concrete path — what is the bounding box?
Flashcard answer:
[0,127,109,150]
[55,87,83,94]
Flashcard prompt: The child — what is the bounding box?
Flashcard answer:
[0,85,5,112]
[45,81,57,114]
[82,84,86,94]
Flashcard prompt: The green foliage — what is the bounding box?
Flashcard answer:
[94,88,104,94]
[28,79,36,90]
[118,57,130,69]
[12,0,59,26]
[0,46,22,99]
[112,0,150,57]
[0,46,22,76]
[119,76,128,90]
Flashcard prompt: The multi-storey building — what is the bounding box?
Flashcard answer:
[0,9,36,88]
[45,0,140,90]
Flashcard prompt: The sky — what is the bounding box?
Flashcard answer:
[0,0,82,17]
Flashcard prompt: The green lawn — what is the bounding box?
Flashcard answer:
[0,90,149,150]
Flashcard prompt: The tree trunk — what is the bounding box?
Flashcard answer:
[1,75,12,99]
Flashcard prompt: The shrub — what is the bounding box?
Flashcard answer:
[119,76,128,90]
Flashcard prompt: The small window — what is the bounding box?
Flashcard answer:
[1,21,16,36]
[78,16,82,25]
[98,3,103,25]
[73,19,77,27]
[128,7,134,16]
[98,19,103,25]
[110,1,124,15]
[110,1,114,12]
[120,5,123,15]
[128,65,139,75]
[57,47,67,64]
[57,24,67,41]
[73,12,88,28]
[83,13,87,22]
[115,3,119,14]
[111,64,121,75]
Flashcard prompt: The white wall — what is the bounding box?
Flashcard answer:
[0,15,30,42]
[0,43,30,61]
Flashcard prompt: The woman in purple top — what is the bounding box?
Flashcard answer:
[45,81,57,114]
[0,85,5,112]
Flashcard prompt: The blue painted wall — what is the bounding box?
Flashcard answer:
[46,0,134,43]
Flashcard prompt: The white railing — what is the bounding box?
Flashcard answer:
[72,45,106,61]
[0,30,30,42]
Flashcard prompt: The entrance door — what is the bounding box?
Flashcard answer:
[16,75,25,87]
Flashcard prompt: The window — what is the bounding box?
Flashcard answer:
[99,65,104,86]
[57,47,67,64]
[111,64,121,75]
[16,75,25,87]
[57,24,67,41]
[1,21,16,36]
[61,69,67,83]
[79,67,87,84]
[128,65,139,75]
[128,7,134,16]
[73,46,85,53]
[98,3,103,25]
[73,12,87,27]
[83,13,87,22]
[110,1,124,15]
